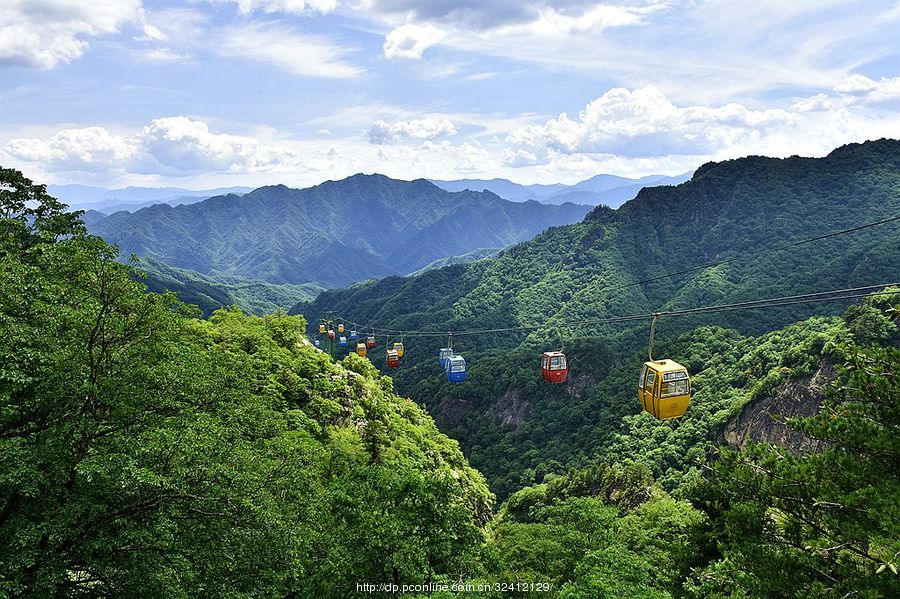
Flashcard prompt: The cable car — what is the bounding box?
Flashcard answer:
[392,341,404,358]
[541,351,568,384]
[386,349,400,368]
[328,329,336,340]
[350,330,358,341]
[445,355,467,384]
[318,322,326,334]
[337,323,345,334]
[356,343,367,357]
[314,339,321,348]
[438,348,452,368]
[339,336,347,347]
[638,359,691,420]
[366,336,376,349]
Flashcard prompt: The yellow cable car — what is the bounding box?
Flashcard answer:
[318,322,326,334]
[638,314,691,420]
[392,341,404,358]
[338,323,345,333]
[356,343,367,357]
[638,359,691,420]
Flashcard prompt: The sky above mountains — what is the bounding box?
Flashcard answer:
[2,1,900,189]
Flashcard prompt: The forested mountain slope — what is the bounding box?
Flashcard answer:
[136,257,323,316]
[298,139,900,498]
[3,166,898,598]
[86,174,592,287]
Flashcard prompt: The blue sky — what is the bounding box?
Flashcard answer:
[2,0,900,188]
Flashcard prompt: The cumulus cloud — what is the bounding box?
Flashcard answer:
[5,116,306,177]
[0,0,142,69]
[217,22,361,78]
[4,127,137,171]
[833,74,900,103]
[504,86,797,165]
[383,24,446,59]
[368,118,457,144]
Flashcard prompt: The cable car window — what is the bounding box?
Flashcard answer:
[450,363,465,373]
[646,370,656,388]
[639,365,647,388]
[550,356,566,369]
[661,378,689,397]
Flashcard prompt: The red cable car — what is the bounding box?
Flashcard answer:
[366,336,376,349]
[541,351,568,384]
[386,349,400,368]
[327,329,336,340]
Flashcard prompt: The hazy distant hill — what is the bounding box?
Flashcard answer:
[86,174,592,287]
[430,172,692,207]
[49,184,252,213]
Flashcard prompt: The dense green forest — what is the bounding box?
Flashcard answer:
[85,174,591,288]
[299,139,900,499]
[136,257,323,316]
[2,163,898,597]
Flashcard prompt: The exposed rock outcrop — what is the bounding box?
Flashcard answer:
[721,362,835,455]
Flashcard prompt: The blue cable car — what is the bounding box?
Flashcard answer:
[445,355,467,384]
[438,348,452,368]
[350,330,358,341]
[314,339,321,348]
[339,336,348,347]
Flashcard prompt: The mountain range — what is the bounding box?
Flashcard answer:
[85,174,593,288]
[297,139,900,498]
[49,184,253,214]
[430,172,692,207]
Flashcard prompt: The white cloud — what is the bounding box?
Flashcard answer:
[383,24,446,59]
[523,3,664,35]
[4,127,137,171]
[504,86,797,164]
[4,116,307,177]
[141,48,188,62]
[833,74,900,102]
[368,118,457,144]
[0,0,142,69]
[217,22,361,78]
[140,117,305,174]
[210,0,338,15]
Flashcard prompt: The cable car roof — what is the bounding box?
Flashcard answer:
[644,359,687,372]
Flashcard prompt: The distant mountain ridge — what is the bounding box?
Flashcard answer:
[430,172,692,207]
[85,174,593,288]
[49,184,253,214]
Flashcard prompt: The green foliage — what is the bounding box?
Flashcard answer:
[0,167,492,596]
[689,342,900,598]
[136,256,323,316]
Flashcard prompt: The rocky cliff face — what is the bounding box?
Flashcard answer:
[721,362,835,455]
